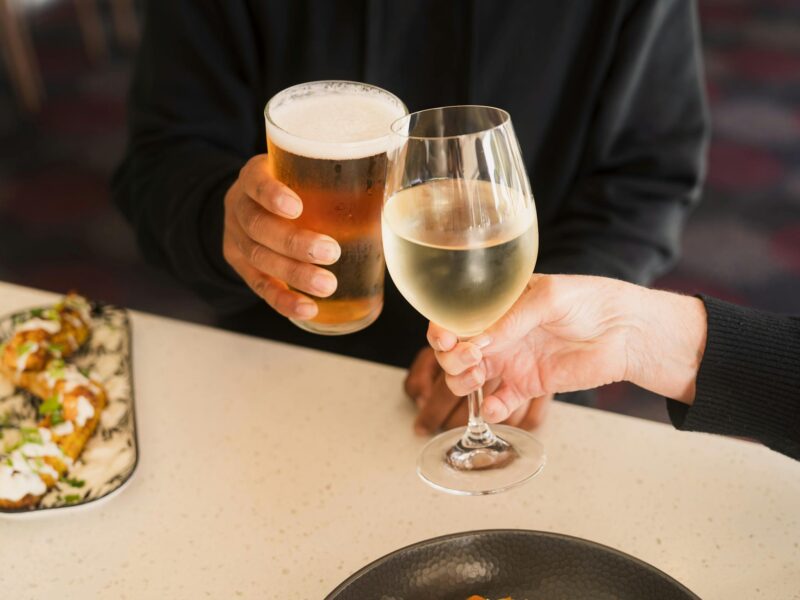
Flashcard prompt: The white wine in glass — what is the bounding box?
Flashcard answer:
[384,105,546,495]
[383,179,538,339]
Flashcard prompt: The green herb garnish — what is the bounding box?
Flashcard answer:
[16,342,35,357]
[30,308,43,318]
[20,428,43,445]
[78,367,90,378]
[47,359,66,380]
[39,395,62,416]
[4,458,11,467]
[47,343,64,356]
[50,411,65,426]
[62,476,85,488]
[63,494,81,504]
[43,308,59,320]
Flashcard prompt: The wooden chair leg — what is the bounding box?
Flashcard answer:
[74,0,107,63]
[0,0,44,112]
[110,0,138,49]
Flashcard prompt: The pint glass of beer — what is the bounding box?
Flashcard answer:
[264,81,407,335]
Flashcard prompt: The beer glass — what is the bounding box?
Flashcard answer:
[383,106,546,495]
[265,81,407,335]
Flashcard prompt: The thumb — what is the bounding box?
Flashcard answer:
[483,274,559,354]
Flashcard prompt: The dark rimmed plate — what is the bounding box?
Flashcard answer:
[326,529,700,600]
[0,301,138,516]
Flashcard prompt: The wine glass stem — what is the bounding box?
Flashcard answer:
[462,387,498,448]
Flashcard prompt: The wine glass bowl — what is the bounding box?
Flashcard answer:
[382,106,546,495]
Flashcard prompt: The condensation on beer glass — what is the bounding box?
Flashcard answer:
[264,81,407,335]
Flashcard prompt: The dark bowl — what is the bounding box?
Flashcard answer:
[326,529,700,600]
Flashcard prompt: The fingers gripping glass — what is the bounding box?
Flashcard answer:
[383,106,546,495]
[264,81,407,335]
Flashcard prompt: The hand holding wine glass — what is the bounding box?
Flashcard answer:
[404,347,554,434]
[428,273,707,414]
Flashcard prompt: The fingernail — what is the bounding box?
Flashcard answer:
[311,272,337,296]
[311,240,340,263]
[433,337,445,351]
[295,301,316,319]
[472,335,491,348]
[277,195,301,218]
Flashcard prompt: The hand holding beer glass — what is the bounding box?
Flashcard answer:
[383,106,546,494]
[223,81,406,334]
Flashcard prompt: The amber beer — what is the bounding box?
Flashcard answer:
[264,81,407,335]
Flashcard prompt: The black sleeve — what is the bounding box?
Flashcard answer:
[667,296,800,460]
[537,0,710,285]
[112,0,262,313]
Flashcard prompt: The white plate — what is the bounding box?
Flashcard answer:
[0,302,139,516]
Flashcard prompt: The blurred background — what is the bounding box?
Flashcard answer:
[0,0,798,422]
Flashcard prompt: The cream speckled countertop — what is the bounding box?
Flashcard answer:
[0,282,798,599]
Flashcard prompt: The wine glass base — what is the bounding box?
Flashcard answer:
[417,425,546,496]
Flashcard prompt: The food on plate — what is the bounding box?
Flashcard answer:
[31,359,107,457]
[0,293,91,375]
[0,427,72,509]
[0,295,105,510]
[466,596,513,600]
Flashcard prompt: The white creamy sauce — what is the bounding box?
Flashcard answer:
[64,297,91,323]
[62,369,90,392]
[0,428,71,502]
[17,318,61,335]
[66,315,84,330]
[15,342,39,373]
[16,428,69,462]
[75,396,95,428]
[45,364,92,392]
[0,464,46,501]
[51,420,75,437]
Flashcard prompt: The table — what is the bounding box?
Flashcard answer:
[1,281,798,599]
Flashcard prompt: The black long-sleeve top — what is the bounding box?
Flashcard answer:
[113,0,709,367]
[668,297,800,460]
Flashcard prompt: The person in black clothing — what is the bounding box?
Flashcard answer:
[113,1,708,430]
[428,274,800,460]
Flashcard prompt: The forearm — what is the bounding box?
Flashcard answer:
[620,288,800,459]
[113,0,263,312]
[113,141,255,312]
[622,285,707,403]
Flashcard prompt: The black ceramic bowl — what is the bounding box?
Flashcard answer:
[326,530,700,600]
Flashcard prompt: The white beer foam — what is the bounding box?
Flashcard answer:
[266,92,406,160]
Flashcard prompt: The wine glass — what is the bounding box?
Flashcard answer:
[382,106,545,495]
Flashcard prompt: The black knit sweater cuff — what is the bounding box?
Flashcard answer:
[666,295,800,460]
